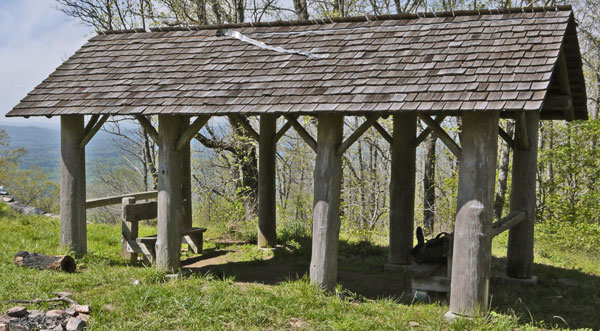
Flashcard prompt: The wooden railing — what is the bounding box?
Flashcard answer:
[85,191,158,209]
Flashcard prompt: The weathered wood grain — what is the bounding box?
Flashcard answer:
[14,251,76,273]
[258,114,277,247]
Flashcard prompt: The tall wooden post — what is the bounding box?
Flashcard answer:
[121,197,138,262]
[447,111,499,318]
[310,114,343,291]
[181,117,193,230]
[387,114,417,266]
[60,115,87,258]
[506,111,539,278]
[156,115,184,272]
[258,115,277,247]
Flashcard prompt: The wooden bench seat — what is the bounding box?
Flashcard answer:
[135,227,207,264]
[120,197,207,264]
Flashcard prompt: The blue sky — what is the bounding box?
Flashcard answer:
[0,0,91,128]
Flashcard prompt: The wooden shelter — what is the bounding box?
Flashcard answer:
[6,6,587,318]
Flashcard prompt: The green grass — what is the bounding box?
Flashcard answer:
[0,203,598,330]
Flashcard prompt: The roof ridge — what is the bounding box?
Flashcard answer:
[99,5,572,35]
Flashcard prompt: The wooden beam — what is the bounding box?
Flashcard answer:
[372,121,393,144]
[415,115,446,147]
[336,115,379,155]
[258,115,277,247]
[230,115,260,141]
[181,118,193,230]
[121,197,139,263]
[447,111,499,318]
[156,115,184,272]
[498,126,514,149]
[418,114,462,158]
[311,114,344,291]
[80,114,109,148]
[507,111,539,279]
[388,114,417,265]
[492,211,526,237]
[176,115,210,151]
[60,115,87,258]
[86,191,158,209]
[84,115,100,134]
[555,49,575,121]
[284,115,317,152]
[136,115,158,144]
[514,113,529,151]
[274,120,292,142]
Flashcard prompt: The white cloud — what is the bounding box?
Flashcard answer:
[0,0,92,128]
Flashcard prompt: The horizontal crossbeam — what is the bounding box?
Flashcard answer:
[86,191,158,209]
[492,211,526,237]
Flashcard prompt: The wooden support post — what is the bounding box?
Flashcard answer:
[156,115,184,272]
[60,115,87,258]
[181,117,192,230]
[121,197,138,262]
[506,111,539,279]
[310,114,343,291]
[258,115,277,247]
[387,114,417,266]
[446,111,499,319]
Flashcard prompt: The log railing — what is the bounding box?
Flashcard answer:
[85,191,158,209]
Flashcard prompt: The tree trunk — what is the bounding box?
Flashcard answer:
[292,0,309,19]
[494,120,514,221]
[14,251,76,273]
[423,133,436,234]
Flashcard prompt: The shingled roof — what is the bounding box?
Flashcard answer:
[7,6,587,120]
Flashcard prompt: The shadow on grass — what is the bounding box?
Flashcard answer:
[181,236,600,329]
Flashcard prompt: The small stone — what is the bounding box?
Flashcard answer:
[46,310,65,318]
[55,291,72,298]
[0,315,16,324]
[65,317,86,331]
[2,197,13,203]
[8,325,27,331]
[72,305,91,314]
[53,325,65,331]
[0,190,8,195]
[0,323,7,331]
[76,313,90,323]
[408,321,419,327]
[6,307,27,318]
[65,309,76,316]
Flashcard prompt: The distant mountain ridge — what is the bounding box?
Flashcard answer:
[0,124,122,180]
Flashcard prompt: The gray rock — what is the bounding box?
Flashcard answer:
[2,197,13,203]
[0,190,8,196]
[0,322,7,331]
[71,305,90,314]
[46,310,65,319]
[20,206,46,215]
[65,317,86,331]
[76,314,90,323]
[6,307,27,318]
[53,324,65,331]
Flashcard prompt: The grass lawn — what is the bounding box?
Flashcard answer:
[0,202,598,330]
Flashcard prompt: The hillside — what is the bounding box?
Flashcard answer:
[0,125,122,181]
[0,203,598,330]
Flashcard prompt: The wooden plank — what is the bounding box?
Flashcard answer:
[492,211,526,237]
[80,114,109,148]
[514,112,530,151]
[84,115,100,134]
[448,111,499,317]
[258,115,277,247]
[274,120,292,142]
[156,115,184,272]
[124,201,158,221]
[230,115,260,141]
[284,115,317,152]
[310,114,343,291]
[176,115,210,151]
[86,191,158,209]
[412,276,450,293]
[498,126,514,149]
[336,115,379,155]
[135,115,158,144]
[388,114,416,265]
[415,115,446,147]
[60,115,87,258]
[372,121,393,144]
[181,118,193,230]
[418,114,462,158]
[121,197,138,262]
[556,49,575,121]
[507,111,539,279]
